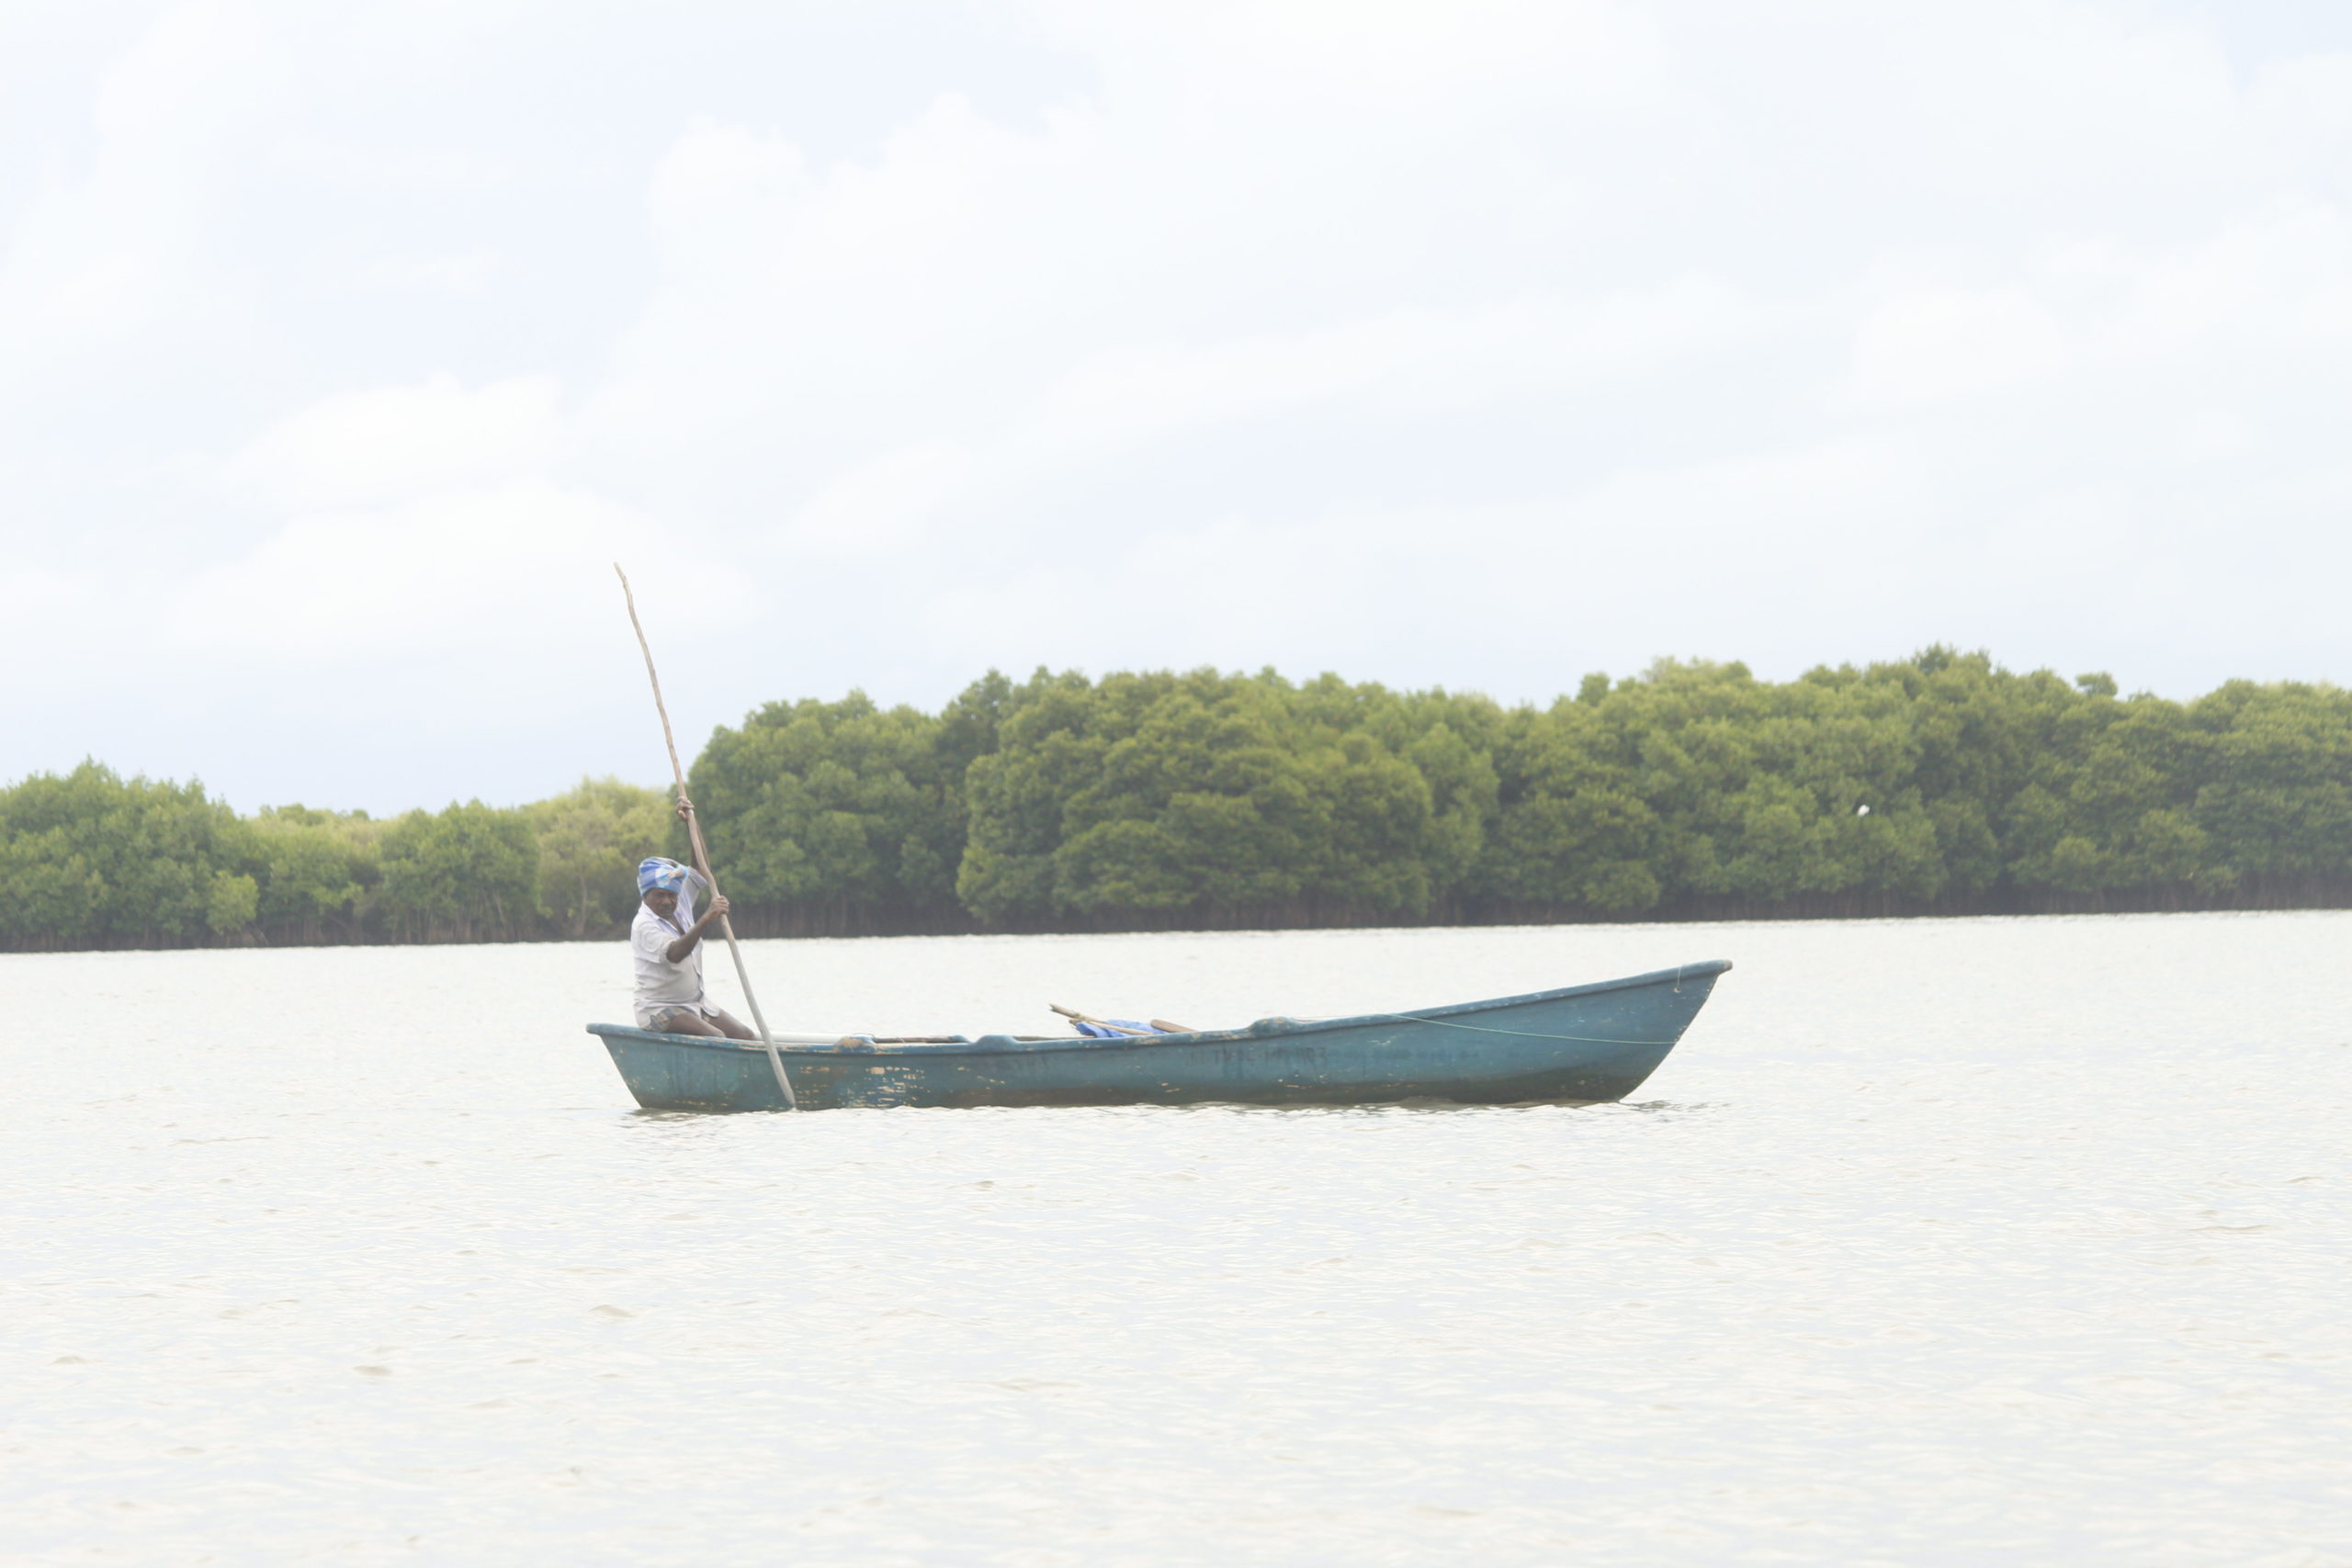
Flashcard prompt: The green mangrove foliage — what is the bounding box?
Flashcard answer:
[0,768,662,949]
[3,649,2348,950]
[955,670,1499,925]
[0,765,257,948]
[683,652,2352,931]
[683,684,995,933]
[526,778,672,938]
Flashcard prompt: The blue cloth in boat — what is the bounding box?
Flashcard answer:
[1073,1019,1163,1038]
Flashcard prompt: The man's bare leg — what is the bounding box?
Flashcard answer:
[654,1009,757,1039]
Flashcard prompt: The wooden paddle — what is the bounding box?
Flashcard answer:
[616,565,798,1111]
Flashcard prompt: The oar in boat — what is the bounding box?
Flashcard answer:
[614,564,797,1111]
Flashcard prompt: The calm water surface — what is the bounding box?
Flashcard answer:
[4,913,2348,1564]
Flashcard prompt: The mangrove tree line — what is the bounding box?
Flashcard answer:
[4,649,2348,950]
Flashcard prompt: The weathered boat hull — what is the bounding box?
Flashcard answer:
[589,960,1728,1113]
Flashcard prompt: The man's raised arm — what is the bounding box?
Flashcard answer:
[665,894,729,964]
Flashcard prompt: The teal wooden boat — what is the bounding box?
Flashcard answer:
[588,959,1729,1112]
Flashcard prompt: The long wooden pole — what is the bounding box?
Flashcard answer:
[615,564,797,1111]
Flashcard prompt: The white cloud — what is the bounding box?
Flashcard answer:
[222,373,566,513]
[356,253,501,293]
[1850,287,2076,409]
[789,441,979,553]
[0,0,263,376]
[172,477,748,661]
[1029,279,1762,447]
[779,277,1767,556]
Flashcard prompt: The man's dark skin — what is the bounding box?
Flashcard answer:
[642,797,755,1040]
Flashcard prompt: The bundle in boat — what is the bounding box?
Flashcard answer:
[1050,1003,1195,1038]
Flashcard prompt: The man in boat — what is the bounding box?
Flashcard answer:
[632,854,755,1038]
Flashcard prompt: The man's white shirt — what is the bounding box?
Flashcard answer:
[631,902,707,1024]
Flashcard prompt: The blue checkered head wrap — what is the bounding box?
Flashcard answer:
[637,857,705,926]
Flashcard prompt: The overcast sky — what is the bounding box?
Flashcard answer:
[4,0,2349,813]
